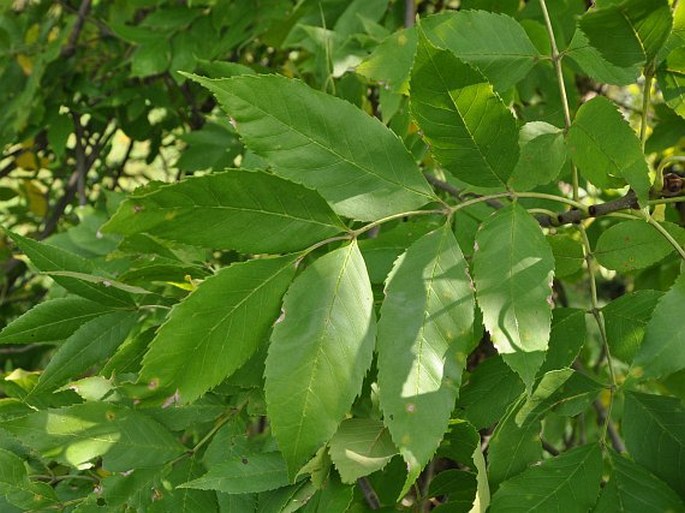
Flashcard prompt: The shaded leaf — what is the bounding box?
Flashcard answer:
[30,311,137,396]
[458,356,524,430]
[0,448,60,510]
[329,418,397,484]
[0,298,113,345]
[103,170,346,254]
[593,451,685,513]
[9,233,134,307]
[538,308,586,374]
[567,97,650,204]
[623,392,685,498]
[595,220,678,272]
[410,30,519,189]
[547,234,584,279]
[579,0,672,67]
[377,224,475,494]
[489,444,603,512]
[356,27,417,93]
[186,73,436,221]
[472,204,554,385]
[181,453,289,494]
[3,402,185,471]
[631,273,685,379]
[509,122,566,191]
[265,242,376,477]
[603,290,663,364]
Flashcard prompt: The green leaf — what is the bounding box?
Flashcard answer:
[265,242,376,477]
[594,220,676,272]
[30,311,137,396]
[547,234,584,279]
[623,392,685,498]
[567,97,650,204]
[185,73,436,221]
[377,223,475,493]
[593,451,685,513]
[566,28,641,86]
[301,474,354,513]
[458,356,524,430]
[138,255,297,403]
[631,273,685,380]
[3,402,185,471]
[410,30,518,189]
[489,444,603,512]
[0,448,60,510]
[329,418,397,484]
[356,27,417,93]
[423,10,541,91]
[181,453,289,494]
[538,308,586,374]
[0,297,114,345]
[472,204,555,385]
[333,0,388,37]
[487,397,541,487]
[9,233,134,307]
[428,470,477,513]
[579,0,673,67]
[102,170,346,254]
[603,290,663,364]
[508,122,566,191]
[659,48,685,119]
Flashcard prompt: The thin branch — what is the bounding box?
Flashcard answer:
[593,401,626,453]
[404,0,416,28]
[357,477,381,510]
[61,0,92,59]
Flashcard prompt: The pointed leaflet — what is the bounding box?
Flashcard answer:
[139,255,297,403]
[567,97,650,205]
[579,0,672,67]
[0,448,59,510]
[508,122,566,191]
[0,297,113,345]
[30,311,137,396]
[422,11,541,92]
[9,233,134,307]
[659,48,685,119]
[102,170,346,254]
[623,392,685,497]
[3,402,184,471]
[181,453,289,494]
[377,223,475,493]
[458,356,524,430]
[410,30,518,188]
[185,73,436,221]
[265,242,376,477]
[593,451,685,513]
[329,418,397,484]
[356,27,417,94]
[594,220,681,272]
[603,290,663,364]
[631,272,685,379]
[472,204,554,385]
[489,444,603,513]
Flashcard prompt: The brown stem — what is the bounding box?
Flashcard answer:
[357,477,381,510]
[61,0,92,59]
[593,401,626,453]
[405,0,416,28]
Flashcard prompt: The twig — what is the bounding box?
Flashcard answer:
[357,477,381,510]
[404,0,416,28]
[593,401,626,453]
[61,0,92,59]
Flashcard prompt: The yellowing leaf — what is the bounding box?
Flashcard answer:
[21,180,47,217]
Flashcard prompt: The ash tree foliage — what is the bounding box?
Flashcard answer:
[2,0,685,512]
